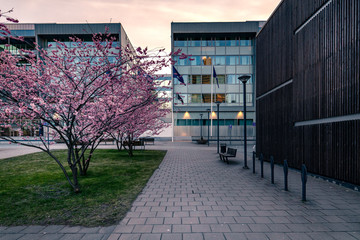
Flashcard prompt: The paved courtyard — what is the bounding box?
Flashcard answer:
[1,141,360,240]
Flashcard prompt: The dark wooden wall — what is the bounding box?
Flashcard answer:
[256,0,360,185]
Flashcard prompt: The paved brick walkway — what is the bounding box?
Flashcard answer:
[1,142,360,240]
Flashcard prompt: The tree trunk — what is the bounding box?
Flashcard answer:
[68,146,81,193]
[127,134,133,157]
[71,165,80,193]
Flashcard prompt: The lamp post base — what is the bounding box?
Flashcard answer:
[243,166,249,169]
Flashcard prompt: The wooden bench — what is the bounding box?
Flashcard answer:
[219,147,237,164]
[123,140,145,150]
[139,137,155,145]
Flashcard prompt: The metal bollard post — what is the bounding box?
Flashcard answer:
[301,164,307,201]
[252,151,256,174]
[284,159,288,191]
[270,156,274,184]
[260,154,264,178]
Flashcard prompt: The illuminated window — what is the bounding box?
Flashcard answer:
[215,94,226,103]
[191,75,202,84]
[202,94,213,103]
[202,75,211,84]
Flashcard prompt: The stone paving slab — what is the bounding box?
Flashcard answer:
[108,142,360,239]
[1,142,360,240]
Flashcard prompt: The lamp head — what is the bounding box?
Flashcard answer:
[238,75,251,84]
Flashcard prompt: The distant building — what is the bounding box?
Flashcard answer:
[1,23,131,55]
[0,23,132,137]
[171,21,264,141]
[256,0,360,186]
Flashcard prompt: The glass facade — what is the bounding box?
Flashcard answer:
[174,36,253,48]
[174,55,253,66]
[171,22,261,138]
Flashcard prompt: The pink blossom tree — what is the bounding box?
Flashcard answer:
[0,29,176,192]
[0,9,23,41]
[111,87,171,157]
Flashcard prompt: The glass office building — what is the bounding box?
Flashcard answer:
[0,23,132,137]
[171,21,264,140]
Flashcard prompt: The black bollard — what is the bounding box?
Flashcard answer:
[284,159,288,191]
[270,156,274,184]
[301,164,307,201]
[252,151,256,174]
[260,154,264,178]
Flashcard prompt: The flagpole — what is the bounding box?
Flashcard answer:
[210,58,213,137]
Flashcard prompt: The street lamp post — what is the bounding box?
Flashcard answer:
[200,113,203,140]
[238,75,251,169]
[215,101,221,153]
[207,109,210,146]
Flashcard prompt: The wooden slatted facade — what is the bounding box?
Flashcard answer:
[256,0,360,185]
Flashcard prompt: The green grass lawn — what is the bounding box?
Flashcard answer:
[0,149,166,227]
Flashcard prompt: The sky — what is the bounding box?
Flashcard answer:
[2,0,282,52]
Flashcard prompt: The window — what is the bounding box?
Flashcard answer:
[246,93,253,104]
[192,119,200,126]
[226,37,237,46]
[225,119,236,126]
[214,56,226,65]
[226,56,238,65]
[215,94,226,103]
[175,94,188,104]
[202,75,211,84]
[189,56,202,66]
[215,37,226,46]
[217,75,226,84]
[226,94,239,103]
[190,94,202,103]
[202,94,212,103]
[174,37,187,47]
[174,75,188,85]
[191,75,202,84]
[226,75,237,84]
[173,56,188,66]
[239,56,252,65]
[177,119,186,126]
[237,119,254,125]
[202,56,213,65]
[240,37,252,46]
[188,38,201,47]
[201,37,213,47]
